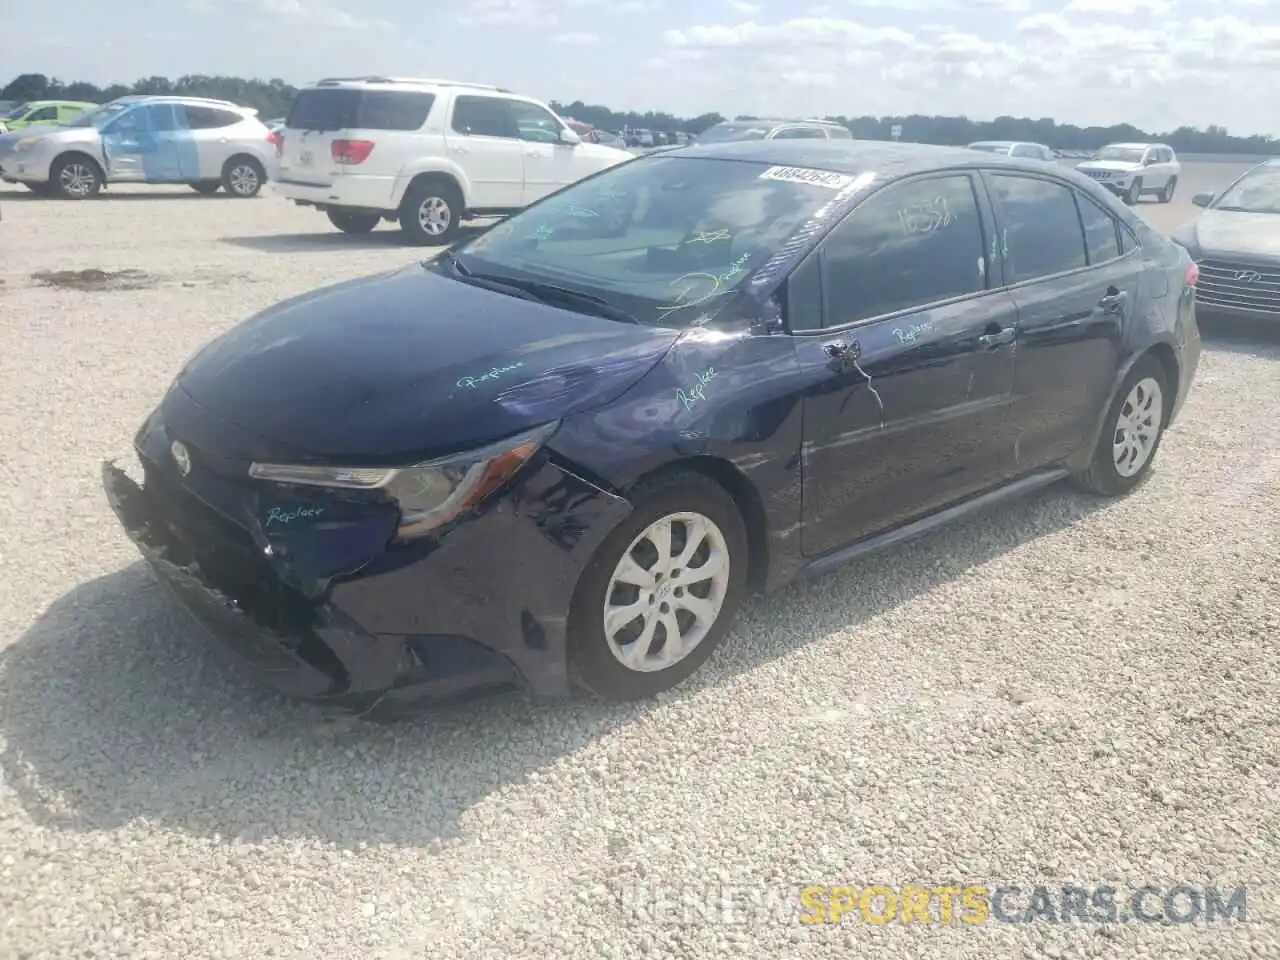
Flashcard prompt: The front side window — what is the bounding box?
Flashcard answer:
[449,156,863,327]
[104,107,145,135]
[695,122,770,144]
[26,106,57,122]
[507,100,564,143]
[69,101,135,129]
[819,174,988,327]
[144,104,180,132]
[989,173,1088,283]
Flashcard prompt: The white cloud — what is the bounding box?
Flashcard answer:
[554,31,599,45]
[726,0,762,13]
[1063,0,1173,15]
[194,0,389,29]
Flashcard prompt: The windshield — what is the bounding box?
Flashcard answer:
[1096,146,1145,164]
[968,143,1010,153]
[696,123,771,144]
[68,101,135,128]
[1213,166,1280,214]
[449,155,858,326]
[2,102,29,120]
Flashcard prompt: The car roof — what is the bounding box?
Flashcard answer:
[1105,142,1160,149]
[654,139,1064,178]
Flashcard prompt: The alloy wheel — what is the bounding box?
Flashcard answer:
[417,196,452,236]
[603,511,731,673]
[1112,376,1163,478]
[228,164,259,196]
[58,163,95,198]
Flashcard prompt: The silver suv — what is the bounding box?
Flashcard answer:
[694,119,853,144]
[0,95,274,199]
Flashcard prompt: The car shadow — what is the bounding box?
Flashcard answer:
[219,224,490,253]
[0,480,1108,850]
[1199,316,1280,357]
[0,188,242,202]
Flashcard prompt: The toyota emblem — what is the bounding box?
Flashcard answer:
[1233,270,1263,283]
[170,440,192,476]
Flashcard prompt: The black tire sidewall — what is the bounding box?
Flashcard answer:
[566,472,749,701]
[399,180,462,246]
[1125,178,1142,204]
[1162,177,1177,202]
[222,157,264,198]
[191,181,221,195]
[1086,355,1170,495]
[327,209,380,233]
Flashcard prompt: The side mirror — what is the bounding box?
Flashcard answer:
[559,127,581,146]
[1191,192,1214,208]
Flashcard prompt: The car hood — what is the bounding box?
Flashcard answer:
[1077,160,1141,173]
[176,263,680,462]
[20,125,97,146]
[1178,210,1280,260]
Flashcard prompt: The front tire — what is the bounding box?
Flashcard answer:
[567,470,749,701]
[1124,177,1143,205]
[50,154,102,199]
[23,182,51,196]
[222,156,265,198]
[1159,176,1178,203]
[326,209,381,234]
[398,177,463,246]
[1071,355,1170,497]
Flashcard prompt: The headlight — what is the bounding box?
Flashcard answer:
[14,137,46,152]
[248,422,557,539]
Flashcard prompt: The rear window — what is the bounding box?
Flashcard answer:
[286,89,436,131]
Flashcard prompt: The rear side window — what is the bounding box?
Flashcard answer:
[827,126,853,139]
[182,106,243,129]
[1076,194,1121,264]
[287,89,435,131]
[989,173,1087,283]
[820,174,988,326]
[451,96,517,138]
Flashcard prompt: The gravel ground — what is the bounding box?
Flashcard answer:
[0,175,1277,960]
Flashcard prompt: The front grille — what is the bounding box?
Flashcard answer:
[1195,259,1280,315]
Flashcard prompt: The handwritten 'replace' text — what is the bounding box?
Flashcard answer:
[677,367,718,410]
[892,321,933,344]
[265,505,325,527]
[457,362,525,390]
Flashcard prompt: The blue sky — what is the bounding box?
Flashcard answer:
[4,0,1280,134]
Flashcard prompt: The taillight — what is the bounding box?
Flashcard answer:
[267,130,282,157]
[331,139,375,165]
[1185,261,1198,287]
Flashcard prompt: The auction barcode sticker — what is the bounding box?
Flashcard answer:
[758,165,856,189]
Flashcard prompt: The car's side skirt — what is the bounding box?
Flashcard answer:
[800,468,1070,579]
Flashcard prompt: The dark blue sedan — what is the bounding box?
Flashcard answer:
[103,140,1202,715]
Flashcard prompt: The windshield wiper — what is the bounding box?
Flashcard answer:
[441,253,641,324]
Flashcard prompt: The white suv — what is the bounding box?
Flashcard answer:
[272,77,635,244]
[1075,142,1181,205]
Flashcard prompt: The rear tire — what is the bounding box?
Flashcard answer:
[567,470,749,701]
[398,177,463,246]
[221,156,265,198]
[1071,355,1170,497]
[190,181,221,195]
[1159,176,1177,203]
[326,210,381,234]
[1123,177,1142,205]
[50,154,102,199]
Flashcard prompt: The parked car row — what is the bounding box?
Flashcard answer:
[0,98,97,134]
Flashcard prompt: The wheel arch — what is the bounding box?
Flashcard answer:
[1074,340,1181,472]
[623,455,771,594]
[395,162,471,209]
[53,149,105,183]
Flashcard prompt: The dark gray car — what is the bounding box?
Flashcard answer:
[1172,159,1280,324]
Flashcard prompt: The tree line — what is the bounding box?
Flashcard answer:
[4,72,1277,156]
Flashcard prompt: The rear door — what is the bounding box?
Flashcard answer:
[795,171,1020,557]
[142,103,191,181]
[179,105,247,180]
[984,170,1135,468]
[445,95,525,208]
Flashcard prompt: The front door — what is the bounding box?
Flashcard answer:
[506,98,579,204]
[445,95,526,209]
[102,104,183,182]
[983,171,1134,468]
[795,171,1019,558]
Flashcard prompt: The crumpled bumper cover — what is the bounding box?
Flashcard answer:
[101,461,524,715]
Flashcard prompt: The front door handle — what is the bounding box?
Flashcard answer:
[525,149,545,158]
[978,327,1015,348]
[823,339,861,370]
[1098,288,1129,314]
[450,145,468,154]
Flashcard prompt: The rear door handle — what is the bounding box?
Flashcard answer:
[525,149,544,158]
[1098,289,1129,314]
[978,327,1015,348]
[450,145,468,154]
